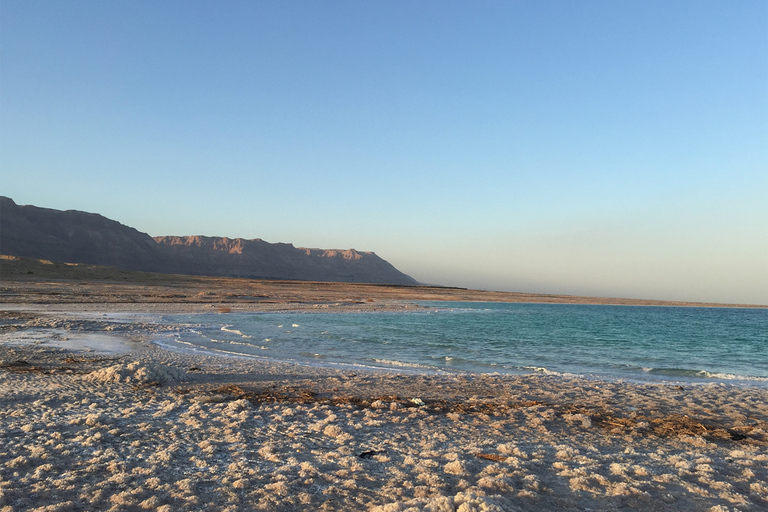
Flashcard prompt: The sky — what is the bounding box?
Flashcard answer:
[1,0,766,305]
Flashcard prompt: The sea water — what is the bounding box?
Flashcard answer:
[156,302,768,386]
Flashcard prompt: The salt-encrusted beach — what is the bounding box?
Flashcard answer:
[1,306,766,512]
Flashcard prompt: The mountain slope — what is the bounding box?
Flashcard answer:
[0,196,169,272]
[0,197,417,284]
[154,235,417,284]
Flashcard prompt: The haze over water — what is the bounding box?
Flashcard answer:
[158,303,768,386]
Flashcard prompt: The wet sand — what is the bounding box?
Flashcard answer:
[0,307,766,512]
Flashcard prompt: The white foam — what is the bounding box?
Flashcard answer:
[370,358,436,370]
[220,325,252,338]
[696,370,768,382]
[155,337,271,360]
[521,366,563,375]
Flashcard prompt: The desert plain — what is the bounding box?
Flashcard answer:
[0,256,766,511]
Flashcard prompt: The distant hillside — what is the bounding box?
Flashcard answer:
[0,197,417,285]
[154,235,416,283]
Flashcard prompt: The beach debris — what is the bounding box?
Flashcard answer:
[410,397,425,406]
[213,384,249,398]
[475,453,507,462]
[358,450,386,459]
[0,359,82,375]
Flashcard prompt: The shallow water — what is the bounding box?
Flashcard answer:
[156,302,768,385]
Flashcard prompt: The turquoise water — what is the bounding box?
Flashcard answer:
[157,302,768,385]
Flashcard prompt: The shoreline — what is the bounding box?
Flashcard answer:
[2,255,765,309]
[1,305,767,511]
[5,304,767,389]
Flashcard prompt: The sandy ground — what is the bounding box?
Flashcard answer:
[3,254,765,309]
[0,307,766,512]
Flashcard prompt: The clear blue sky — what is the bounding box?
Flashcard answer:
[2,0,766,304]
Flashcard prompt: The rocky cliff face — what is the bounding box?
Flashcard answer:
[0,197,417,285]
[154,235,416,284]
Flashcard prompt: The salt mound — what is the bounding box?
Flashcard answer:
[85,361,187,385]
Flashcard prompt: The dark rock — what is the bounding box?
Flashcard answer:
[358,450,386,459]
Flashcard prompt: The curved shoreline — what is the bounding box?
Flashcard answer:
[5,303,767,388]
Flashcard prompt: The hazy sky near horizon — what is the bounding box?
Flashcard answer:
[2,1,766,304]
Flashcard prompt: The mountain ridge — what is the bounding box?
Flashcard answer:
[0,197,417,285]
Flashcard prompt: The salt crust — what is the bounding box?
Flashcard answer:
[371,491,509,511]
[1,312,768,511]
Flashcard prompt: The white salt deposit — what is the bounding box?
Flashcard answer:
[85,361,187,384]
[1,309,767,511]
